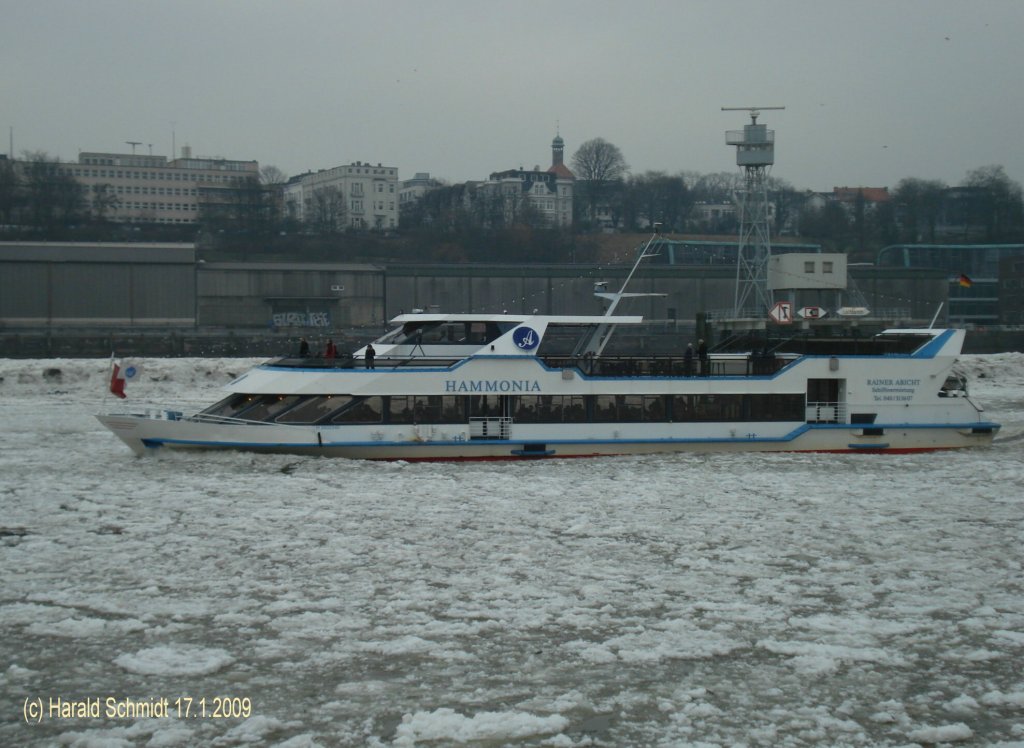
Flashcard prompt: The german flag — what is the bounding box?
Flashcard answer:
[958,274,973,288]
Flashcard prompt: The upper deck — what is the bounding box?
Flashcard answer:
[260,321,961,380]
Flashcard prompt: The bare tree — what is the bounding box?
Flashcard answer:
[21,151,85,230]
[570,138,628,228]
[309,185,347,234]
[0,158,19,225]
[767,177,799,236]
[260,165,287,186]
[963,165,1023,241]
[253,167,288,232]
[798,201,849,247]
[893,177,947,243]
[628,171,689,231]
[90,183,120,222]
[691,171,740,205]
[404,183,467,231]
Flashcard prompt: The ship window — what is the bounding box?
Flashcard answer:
[440,396,464,421]
[513,395,586,423]
[331,397,383,424]
[277,395,352,424]
[514,395,547,423]
[389,396,416,423]
[201,393,255,419]
[388,395,463,423]
[376,325,406,345]
[468,394,501,417]
[419,325,449,344]
[587,395,669,422]
[672,394,745,421]
[643,396,669,421]
[746,393,804,421]
[562,396,587,422]
[593,394,645,422]
[241,395,304,422]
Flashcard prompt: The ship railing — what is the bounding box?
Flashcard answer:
[705,307,764,320]
[386,356,462,369]
[868,308,914,321]
[187,413,277,426]
[469,417,511,440]
[705,307,914,321]
[541,353,792,378]
[267,355,461,369]
[128,408,183,421]
[806,401,847,424]
[266,356,359,369]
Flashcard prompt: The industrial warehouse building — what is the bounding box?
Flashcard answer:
[0,241,965,356]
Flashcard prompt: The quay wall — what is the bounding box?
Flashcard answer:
[3,241,1006,356]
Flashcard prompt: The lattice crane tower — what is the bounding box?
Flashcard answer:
[723,106,784,317]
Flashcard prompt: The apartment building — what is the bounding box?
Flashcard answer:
[470,135,574,228]
[283,161,399,231]
[399,172,442,208]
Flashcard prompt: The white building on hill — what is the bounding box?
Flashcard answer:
[283,161,399,231]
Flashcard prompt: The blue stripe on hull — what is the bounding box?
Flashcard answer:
[134,419,999,453]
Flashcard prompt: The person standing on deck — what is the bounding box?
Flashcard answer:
[365,343,376,369]
[683,343,694,376]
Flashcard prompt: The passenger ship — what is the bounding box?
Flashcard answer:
[97,310,999,460]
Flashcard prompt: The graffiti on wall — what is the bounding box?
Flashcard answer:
[271,311,331,328]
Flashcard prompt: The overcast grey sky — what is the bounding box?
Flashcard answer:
[4,0,1022,192]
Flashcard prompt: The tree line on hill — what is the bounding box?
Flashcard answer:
[1,140,1021,265]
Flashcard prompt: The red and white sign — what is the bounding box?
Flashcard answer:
[798,306,826,320]
[768,301,793,324]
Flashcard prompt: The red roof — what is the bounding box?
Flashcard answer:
[547,163,575,180]
[833,186,890,203]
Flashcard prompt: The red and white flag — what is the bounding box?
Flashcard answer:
[108,358,140,399]
[109,363,127,398]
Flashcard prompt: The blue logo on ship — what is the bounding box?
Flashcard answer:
[512,326,539,350]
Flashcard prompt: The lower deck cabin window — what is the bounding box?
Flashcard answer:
[593,395,669,422]
[747,393,805,421]
[388,395,464,424]
[201,393,257,419]
[672,394,801,422]
[240,395,304,422]
[202,394,305,422]
[331,397,384,424]
[276,395,352,424]
[468,394,502,418]
[512,395,587,423]
[235,391,806,427]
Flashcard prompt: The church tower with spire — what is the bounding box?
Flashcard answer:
[547,132,574,180]
[477,132,575,228]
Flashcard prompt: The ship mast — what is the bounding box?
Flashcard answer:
[584,226,666,357]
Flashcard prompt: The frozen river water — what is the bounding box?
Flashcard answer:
[2,355,1024,746]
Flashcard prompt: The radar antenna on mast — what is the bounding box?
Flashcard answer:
[722,106,784,318]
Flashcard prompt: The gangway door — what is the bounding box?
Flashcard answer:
[469,417,511,440]
[806,378,845,424]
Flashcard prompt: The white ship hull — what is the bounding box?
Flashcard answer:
[98,317,999,461]
[97,413,995,460]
